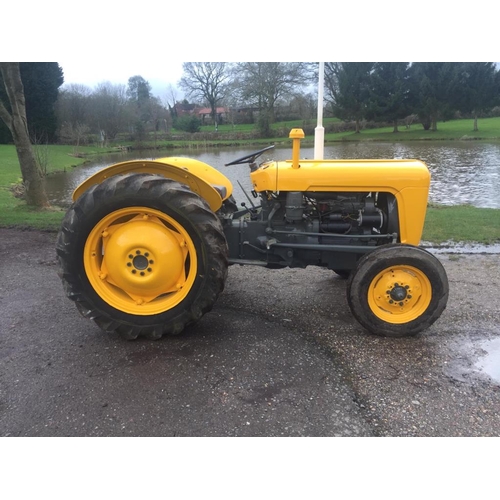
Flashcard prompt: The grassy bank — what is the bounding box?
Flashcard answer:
[326,116,500,142]
[198,116,500,142]
[423,205,500,244]
[0,144,106,230]
[110,116,500,150]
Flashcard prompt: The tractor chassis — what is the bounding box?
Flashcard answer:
[222,208,397,271]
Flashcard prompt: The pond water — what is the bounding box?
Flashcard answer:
[45,141,500,209]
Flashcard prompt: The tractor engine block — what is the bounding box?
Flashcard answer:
[283,191,385,235]
[223,191,398,270]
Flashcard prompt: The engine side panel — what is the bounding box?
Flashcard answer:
[250,159,430,245]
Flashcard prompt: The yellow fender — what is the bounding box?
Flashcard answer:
[72,157,234,213]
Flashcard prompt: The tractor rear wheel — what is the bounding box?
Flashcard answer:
[56,173,228,340]
[346,244,448,337]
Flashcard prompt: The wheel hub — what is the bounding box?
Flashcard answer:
[102,219,185,298]
[389,284,408,302]
[368,265,432,323]
[125,249,154,277]
[132,253,149,271]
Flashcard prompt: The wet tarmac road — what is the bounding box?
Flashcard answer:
[1,228,499,437]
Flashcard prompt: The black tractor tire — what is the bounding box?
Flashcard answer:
[346,244,448,338]
[56,173,228,340]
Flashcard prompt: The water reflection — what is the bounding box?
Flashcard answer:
[45,141,500,208]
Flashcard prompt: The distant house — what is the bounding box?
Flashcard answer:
[196,107,228,125]
[173,102,197,117]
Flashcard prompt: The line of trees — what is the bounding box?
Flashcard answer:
[4,62,500,153]
[56,76,169,149]
[325,62,500,133]
[177,62,500,135]
[57,62,500,143]
[54,62,317,143]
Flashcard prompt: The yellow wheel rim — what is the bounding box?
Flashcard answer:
[84,207,197,315]
[368,265,432,324]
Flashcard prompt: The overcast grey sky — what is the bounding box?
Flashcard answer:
[59,60,185,98]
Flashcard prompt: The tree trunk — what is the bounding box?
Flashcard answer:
[210,104,217,129]
[0,63,49,207]
[267,105,276,124]
[431,114,438,132]
[393,119,399,133]
[473,111,478,132]
[421,115,431,130]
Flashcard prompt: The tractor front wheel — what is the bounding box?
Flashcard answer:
[346,244,448,337]
[56,173,228,340]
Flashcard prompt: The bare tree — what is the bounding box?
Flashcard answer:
[56,83,93,153]
[56,83,92,129]
[0,62,49,207]
[146,96,169,145]
[234,62,309,121]
[163,83,180,123]
[58,121,91,155]
[88,82,129,144]
[179,63,230,127]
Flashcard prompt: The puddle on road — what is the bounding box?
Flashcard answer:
[445,335,500,386]
[475,338,500,384]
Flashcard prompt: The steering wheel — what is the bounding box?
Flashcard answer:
[225,145,275,166]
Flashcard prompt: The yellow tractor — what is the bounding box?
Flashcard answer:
[56,129,448,340]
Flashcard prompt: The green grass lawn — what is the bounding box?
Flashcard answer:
[0,144,101,230]
[120,116,500,149]
[325,116,500,142]
[214,115,500,143]
[423,205,500,244]
[198,117,342,134]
